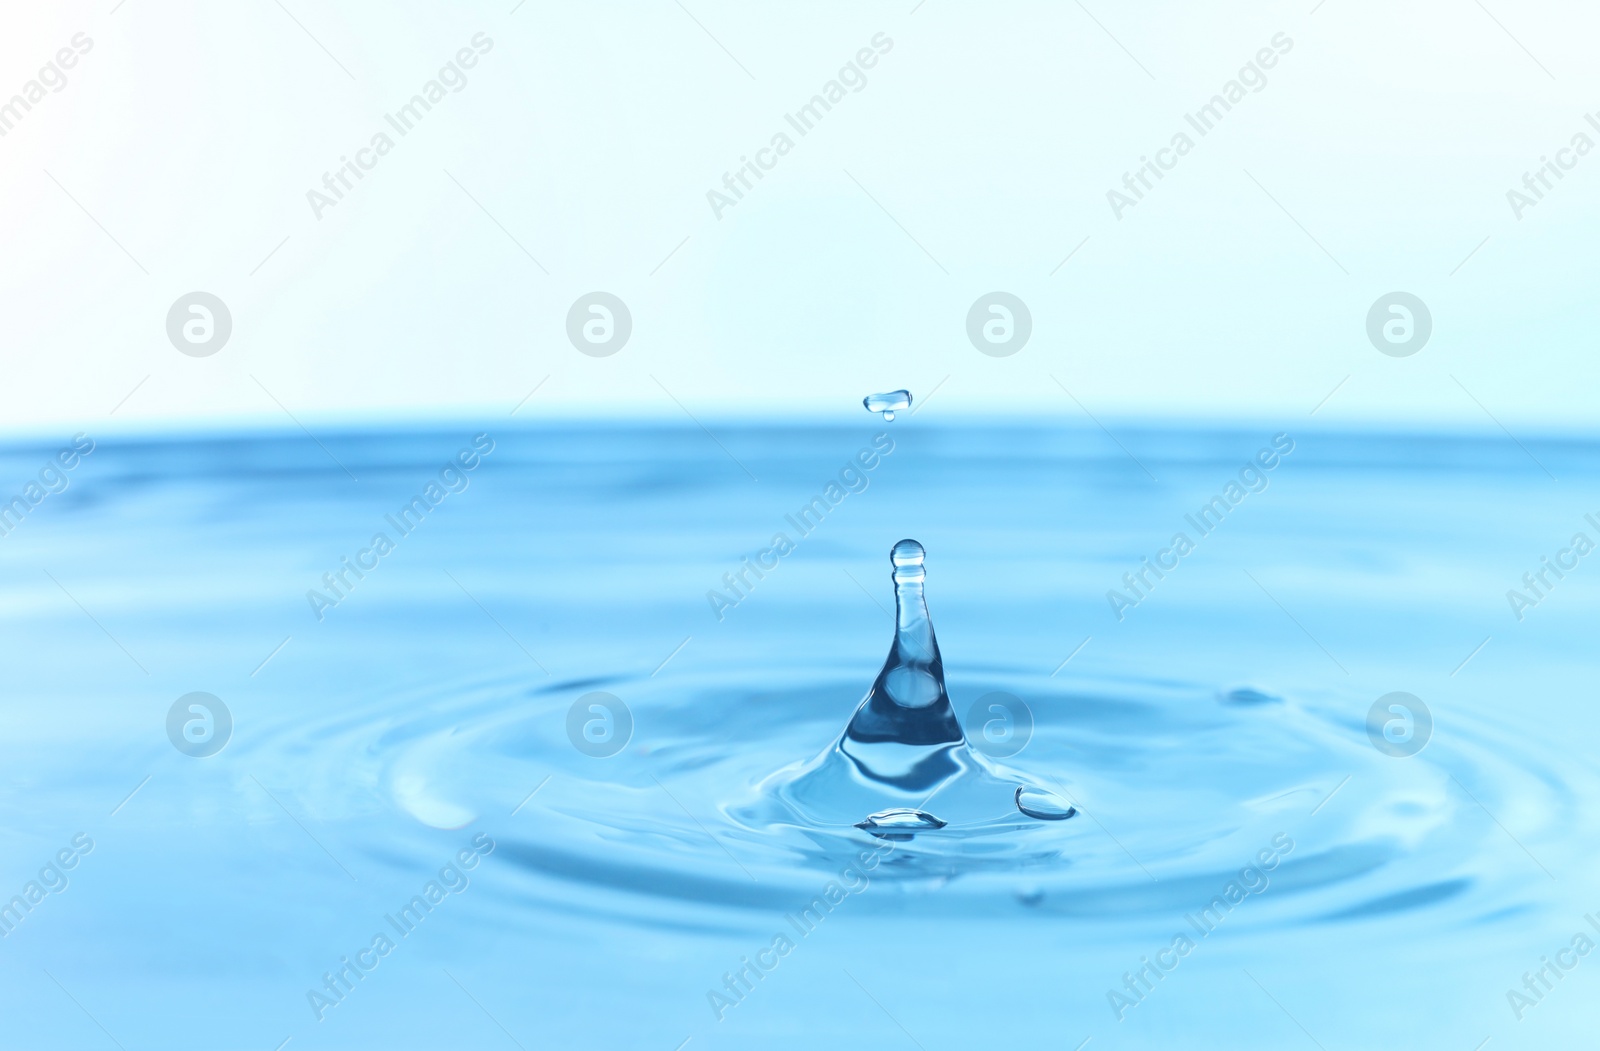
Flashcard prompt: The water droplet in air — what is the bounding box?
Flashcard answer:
[1015,785,1076,821]
[863,389,911,421]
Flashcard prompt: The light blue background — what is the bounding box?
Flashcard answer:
[0,0,1595,433]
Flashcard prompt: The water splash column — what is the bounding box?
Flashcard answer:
[883,540,942,706]
[841,540,964,770]
[775,537,1077,826]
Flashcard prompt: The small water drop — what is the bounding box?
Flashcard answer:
[1015,786,1076,821]
[856,807,947,839]
[863,389,912,421]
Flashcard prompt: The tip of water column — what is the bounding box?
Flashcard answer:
[890,539,926,585]
[891,539,925,566]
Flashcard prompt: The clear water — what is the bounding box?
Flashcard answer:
[1,422,1594,1049]
[764,536,1077,833]
[863,390,912,421]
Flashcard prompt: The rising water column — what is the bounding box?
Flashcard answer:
[777,538,1075,828]
[838,539,967,791]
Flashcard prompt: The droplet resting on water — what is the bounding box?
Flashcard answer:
[1014,786,1076,821]
[863,389,912,421]
[856,807,947,840]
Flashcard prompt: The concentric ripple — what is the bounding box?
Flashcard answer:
[235,657,1585,936]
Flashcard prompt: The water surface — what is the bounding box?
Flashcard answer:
[0,422,1593,1050]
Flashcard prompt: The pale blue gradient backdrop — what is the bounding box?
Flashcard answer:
[0,0,1595,433]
